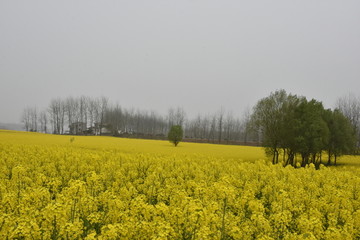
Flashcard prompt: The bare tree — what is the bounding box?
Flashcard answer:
[31,107,38,132]
[201,115,210,140]
[22,106,40,132]
[39,110,48,133]
[167,107,186,128]
[336,94,360,127]
[48,98,65,134]
[21,107,31,131]
[217,107,225,143]
[80,96,88,126]
[208,114,217,142]
[185,114,203,139]
[65,96,77,130]
[105,103,123,135]
[241,107,252,144]
[88,97,98,133]
[233,119,243,142]
[98,96,109,135]
[224,111,234,143]
[336,93,360,148]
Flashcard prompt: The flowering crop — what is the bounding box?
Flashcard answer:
[1,130,360,239]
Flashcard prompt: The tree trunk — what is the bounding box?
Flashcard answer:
[327,152,332,165]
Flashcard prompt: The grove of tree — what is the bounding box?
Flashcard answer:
[251,90,357,167]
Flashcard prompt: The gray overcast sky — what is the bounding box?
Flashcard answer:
[1,0,360,123]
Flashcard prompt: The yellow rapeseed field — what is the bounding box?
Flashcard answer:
[0,130,265,162]
[1,130,360,239]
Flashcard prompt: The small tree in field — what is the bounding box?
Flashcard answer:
[168,125,183,147]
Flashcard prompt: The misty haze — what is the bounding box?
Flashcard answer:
[1,1,360,239]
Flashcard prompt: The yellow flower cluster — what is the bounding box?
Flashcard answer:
[1,130,360,239]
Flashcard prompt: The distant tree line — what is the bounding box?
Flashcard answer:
[251,90,359,167]
[21,92,360,163]
[21,96,257,144]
